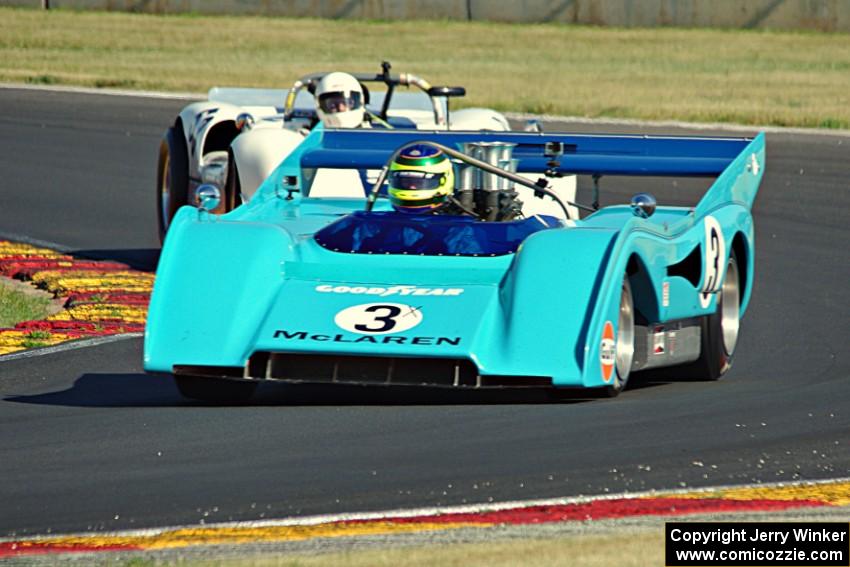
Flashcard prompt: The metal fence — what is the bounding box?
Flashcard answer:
[5,0,849,32]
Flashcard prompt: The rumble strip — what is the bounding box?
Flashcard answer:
[1,478,848,557]
[0,241,152,357]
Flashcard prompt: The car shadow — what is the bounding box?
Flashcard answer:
[3,373,607,408]
[4,373,180,408]
[72,248,160,272]
[623,371,676,391]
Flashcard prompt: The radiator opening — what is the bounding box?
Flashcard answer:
[241,352,552,389]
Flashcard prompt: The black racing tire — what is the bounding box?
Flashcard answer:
[221,148,242,214]
[156,125,190,243]
[174,375,258,403]
[677,249,741,381]
[603,275,636,398]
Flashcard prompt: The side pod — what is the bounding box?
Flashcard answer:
[144,213,296,372]
[500,227,621,387]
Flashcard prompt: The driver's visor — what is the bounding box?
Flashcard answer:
[389,170,445,191]
[318,92,363,114]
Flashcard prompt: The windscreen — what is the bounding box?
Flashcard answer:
[314,211,561,256]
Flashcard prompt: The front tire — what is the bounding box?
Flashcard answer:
[604,276,635,397]
[174,375,257,403]
[156,125,190,243]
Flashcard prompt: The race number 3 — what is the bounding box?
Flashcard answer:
[335,303,424,335]
[700,216,726,308]
[355,305,402,333]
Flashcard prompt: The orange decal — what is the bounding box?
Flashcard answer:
[600,321,615,382]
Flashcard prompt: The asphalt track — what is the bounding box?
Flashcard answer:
[0,88,848,537]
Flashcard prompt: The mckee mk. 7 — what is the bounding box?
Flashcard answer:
[144,127,765,402]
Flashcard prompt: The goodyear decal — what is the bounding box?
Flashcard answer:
[316,284,464,297]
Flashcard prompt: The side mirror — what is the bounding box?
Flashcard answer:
[630,193,657,218]
[524,119,542,133]
[235,112,254,132]
[427,86,466,98]
[195,184,221,213]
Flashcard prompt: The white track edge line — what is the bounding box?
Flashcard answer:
[0,230,155,264]
[3,476,847,542]
[3,82,850,137]
[0,231,77,254]
[0,333,143,363]
[0,82,201,101]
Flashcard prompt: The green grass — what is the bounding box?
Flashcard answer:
[25,330,52,340]
[2,7,850,128]
[0,282,51,328]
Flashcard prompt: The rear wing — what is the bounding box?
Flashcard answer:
[277,128,764,211]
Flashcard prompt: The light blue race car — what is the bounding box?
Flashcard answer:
[144,126,765,401]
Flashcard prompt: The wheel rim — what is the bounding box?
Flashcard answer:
[615,278,635,388]
[160,153,171,233]
[720,257,740,355]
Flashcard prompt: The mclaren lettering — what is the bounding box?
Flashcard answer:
[273,330,460,346]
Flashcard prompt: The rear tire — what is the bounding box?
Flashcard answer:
[174,375,257,403]
[678,249,741,381]
[156,125,190,243]
[603,276,635,397]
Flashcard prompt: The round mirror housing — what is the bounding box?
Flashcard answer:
[195,184,221,213]
[235,112,255,132]
[524,119,542,133]
[630,193,657,218]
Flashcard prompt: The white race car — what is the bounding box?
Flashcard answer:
[156,62,510,241]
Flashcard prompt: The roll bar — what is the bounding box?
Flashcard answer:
[282,62,448,127]
[365,140,585,220]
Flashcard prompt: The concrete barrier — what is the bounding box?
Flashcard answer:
[6,0,468,19]
[4,0,849,32]
[471,0,849,32]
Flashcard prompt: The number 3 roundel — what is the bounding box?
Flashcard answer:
[335,303,424,335]
[699,216,726,308]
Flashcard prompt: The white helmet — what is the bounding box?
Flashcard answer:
[315,72,365,128]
